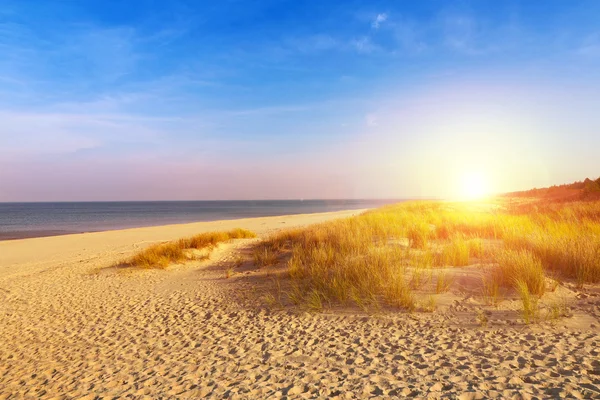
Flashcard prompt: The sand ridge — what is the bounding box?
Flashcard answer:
[1,211,599,398]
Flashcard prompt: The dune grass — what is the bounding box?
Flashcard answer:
[122,228,256,268]
[255,197,600,312]
[516,279,539,324]
[492,249,546,297]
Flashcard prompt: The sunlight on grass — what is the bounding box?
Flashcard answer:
[122,229,256,269]
[254,197,600,313]
[492,249,546,297]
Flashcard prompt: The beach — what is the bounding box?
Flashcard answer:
[1,209,599,399]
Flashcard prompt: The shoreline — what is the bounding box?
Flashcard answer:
[0,230,81,241]
[0,209,373,242]
[0,209,368,278]
[0,200,395,241]
[0,207,370,242]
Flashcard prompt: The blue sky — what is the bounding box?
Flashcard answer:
[1,0,599,201]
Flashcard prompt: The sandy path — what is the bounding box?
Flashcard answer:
[1,211,599,398]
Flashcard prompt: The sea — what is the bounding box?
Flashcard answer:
[0,199,402,240]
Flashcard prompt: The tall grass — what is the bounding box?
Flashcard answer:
[256,198,600,311]
[122,229,256,268]
[504,226,600,286]
[492,249,546,297]
[516,279,539,324]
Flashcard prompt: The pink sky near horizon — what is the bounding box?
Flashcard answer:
[1,78,598,202]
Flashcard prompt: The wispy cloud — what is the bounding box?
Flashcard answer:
[350,36,377,53]
[371,13,388,29]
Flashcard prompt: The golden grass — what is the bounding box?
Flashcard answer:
[435,270,454,293]
[253,245,279,268]
[122,228,256,269]
[255,198,599,313]
[516,279,539,324]
[492,249,546,297]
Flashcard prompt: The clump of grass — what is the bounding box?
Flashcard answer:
[548,277,560,292]
[438,237,470,266]
[263,293,279,309]
[306,290,324,312]
[435,271,454,293]
[467,238,484,258]
[545,298,570,321]
[482,275,502,306]
[504,224,600,286]
[384,275,415,311]
[492,249,546,297]
[225,255,245,279]
[127,242,187,269]
[435,224,451,240]
[287,283,305,306]
[408,223,430,249]
[476,309,489,327]
[253,246,279,267]
[121,229,256,269]
[516,279,539,324]
[421,295,436,312]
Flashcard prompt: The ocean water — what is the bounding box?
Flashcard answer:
[0,199,402,240]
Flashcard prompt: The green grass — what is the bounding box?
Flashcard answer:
[121,228,256,269]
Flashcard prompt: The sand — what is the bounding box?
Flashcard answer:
[1,210,599,399]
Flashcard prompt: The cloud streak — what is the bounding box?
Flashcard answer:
[371,13,388,29]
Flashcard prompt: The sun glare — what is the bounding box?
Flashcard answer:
[459,171,490,200]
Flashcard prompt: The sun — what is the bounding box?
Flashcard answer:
[459,171,490,200]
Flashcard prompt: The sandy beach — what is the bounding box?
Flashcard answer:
[1,210,599,399]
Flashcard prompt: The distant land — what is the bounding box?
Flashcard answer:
[505,177,600,201]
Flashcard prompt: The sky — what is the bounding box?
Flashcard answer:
[0,0,599,201]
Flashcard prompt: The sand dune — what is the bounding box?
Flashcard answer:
[1,210,599,398]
